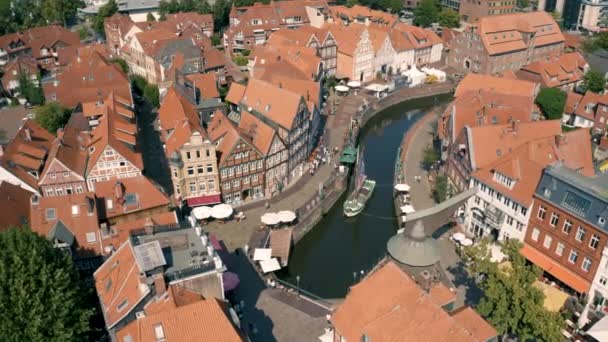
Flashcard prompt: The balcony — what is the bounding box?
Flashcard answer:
[485,205,505,228]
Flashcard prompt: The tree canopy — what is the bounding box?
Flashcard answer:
[109,57,129,74]
[464,240,564,341]
[438,8,460,28]
[583,70,606,93]
[0,0,84,35]
[414,0,439,28]
[0,228,93,340]
[535,88,566,120]
[144,84,160,107]
[582,32,608,52]
[92,0,118,35]
[18,71,44,106]
[33,102,71,134]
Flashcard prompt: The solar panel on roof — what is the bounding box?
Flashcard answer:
[133,241,167,272]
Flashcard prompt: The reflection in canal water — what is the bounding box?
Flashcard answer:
[277,95,452,299]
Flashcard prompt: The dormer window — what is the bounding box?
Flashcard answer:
[599,217,606,226]
[493,172,514,188]
[154,324,166,341]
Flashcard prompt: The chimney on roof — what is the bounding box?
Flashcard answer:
[144,217,155,235]
[511,120,519,133]
[23,128,31,142]
[138,271,147,284]
[555,134,566,147]
[153,273,167,297]
[114,180,125,204]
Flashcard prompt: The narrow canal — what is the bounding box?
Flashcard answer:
[277,94,452,299]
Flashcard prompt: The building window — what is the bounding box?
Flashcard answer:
[221,169,227,178]
[506,216,514,226]
[199,182,206,192]
[243,163,249,173]
[50,173,56,179]
[474,196,481,205]
[516,222,524,232]
[568,250,579,264]
[576,227,586,242]
[196,150,201,158]
[209,179,215,190]
[549,213,559,227]
[189,182,196,192]
[197,165,204,174]
[154,324,165,341]
[206,149,210,157]
[117,299,129,312]
[600,276,608,286]
[563,220,572,234]
[45,208,56,220]
[75,186,83,194]
[543,235,553,249]
[228,167,234,176]
[186,151,191,160]
[556,242,565,256]
[223,182,231,190]
[232,179,240,187]
[106,199,113,210]
[537,205,546,220]
[45,188,54,196]
[56,188,64,196]
[252,174,258,182]
[236,165,242,174]
[531,228,540,242]
[86,232,97,243]
[582,257,592,272]
[187,166,194,175]
[71,205,79,216]
[590,234,600,250]
[243,176,250,184]
[206,164,213,173]
[521,207,527,216]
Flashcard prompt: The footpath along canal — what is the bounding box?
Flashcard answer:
[277,94,452,299]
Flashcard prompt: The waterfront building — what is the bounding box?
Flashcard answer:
[462,127,594,242]
[42,45,132,108]
[458,0,516,23]
[447,12,565,74]
[223,0,330,54]
[331,260,497,341]
[515,52,588,91]
[93,226,227,336]
[522,164,608,306]
[0,119,54,194]
[83,94,142,191]
[208,111,268,204]
[562,91,608,133]
[159,87,221,207]
[249,44,322,81]
[330,24,375,83]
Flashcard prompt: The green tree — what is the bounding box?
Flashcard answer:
[438,8,460,28]
[464,240,564,341]
[92,0,118,35]
[0,228,93,340]
[211,33,222,46]
[131,75,148,95]
[516,0,529,7]
[421,144,440,170]
[346,0,359,7]
[233,55,248,66]
[582,32,608,52]
[159,0,181,20]
[18,71,44,106]
[33,102,70,133]
[77,26,90,40]
[414,0,439,28]
[583,70,606,93]
[213,0,231,30]
[196,0,212,14]
[146,12,156,21]
[535,88,566,120]
[109,57,129,74]
[432,175,448,203]
[40,0,84,26]
[144,84,160,107]
[380,0,403,13]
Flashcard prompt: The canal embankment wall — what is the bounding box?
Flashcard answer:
[292,82,455,245]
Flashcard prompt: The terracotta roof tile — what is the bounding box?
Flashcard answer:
[0,182,31,230]
[208,111,252,166]
[103,212,178,255]
[565,91,584,114]
[455,74,538,98]
[518,52,587,88]
[159,87,208,156]
[29,193,101,258]
[241,78,304,130]
[116,298,244,342]
[225,82,246,105]
[451,307,498,342]
[330,5,397,26]
[238,110,277,155]
[186,73,220,99]
[1,55,38,90]
[574,91,608,121]
[332,261,495,341]
[94,176,170,220]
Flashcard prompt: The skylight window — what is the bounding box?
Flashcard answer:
[562,191,591,216]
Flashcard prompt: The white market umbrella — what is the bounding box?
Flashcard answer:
[400,204,415,214]
[452,232,466,241]
[259,258,282,273]
[461,238,474,247]
[335,85,349,92]
[211,203,233,219]
[192,206,212,220]
[261,213,280,225]
[253,248,273,261]
[347,81,361,88]
[394,183,410,192]
[277,210,296,223]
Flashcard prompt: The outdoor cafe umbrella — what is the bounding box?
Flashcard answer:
[192,206,212,220]
[277,210,296,223]
[347,81,361,88]
[452,232,466,241]
[211,204,233,219]
[261,213,280,225]
[335,85,349,93]
[394,183,410,192]
[461,238,474,247]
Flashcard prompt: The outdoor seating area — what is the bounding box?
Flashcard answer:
[190,203,245,224]
[260,210,298,228]
[450,232,474,247]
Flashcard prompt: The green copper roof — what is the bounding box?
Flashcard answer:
[387,220,440,267]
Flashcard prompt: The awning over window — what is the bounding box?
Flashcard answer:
[186,194,221,207]
[520,244,590,294]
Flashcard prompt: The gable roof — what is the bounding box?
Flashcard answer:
[0,119,54,191]
[518,52,587,88]
[225,82,246,105]
[186,73,220,99]
[241,78,304,130]
[29,193,101,257]
[94,176,170,220]
[208,111,256,166]
[0,182,32,230]
[86,93,142,174]
[455,74,538,98]
[40,120,89,181]
[24,25,80,60]
[332,261,495,342]
[116,298,244,342]
[238,110,278,155]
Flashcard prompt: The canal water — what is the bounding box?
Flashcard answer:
[277,94,452,299]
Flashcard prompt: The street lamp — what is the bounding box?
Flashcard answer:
[296,275,301,298]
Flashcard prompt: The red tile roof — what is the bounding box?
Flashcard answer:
[116,298,244,342]
[455,74,538,98]
[94,176,170,220]
[241,78,304,130]
[0,182,32,230]
[451,307,498,342]
[518,52,587,88]
[332,261,495,341]
[158,87,207,156]
[29,193,102,258]
[186,73,220,99]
